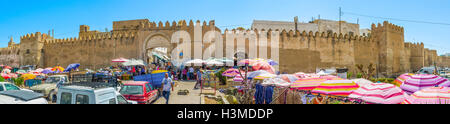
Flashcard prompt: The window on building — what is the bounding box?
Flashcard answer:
[327,30,333,34]
[349,31,354,36]
[26,49,30,54]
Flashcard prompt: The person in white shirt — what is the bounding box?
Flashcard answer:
[161,73,174,104]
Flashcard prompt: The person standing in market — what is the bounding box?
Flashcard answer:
[161,73,174,104]
[194,68,202,89]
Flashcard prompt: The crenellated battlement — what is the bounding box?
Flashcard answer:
[20,32,52,41]
[225,28,371,42]
[404,42,425,48]
[371,21,404,33]
[114,19,216,30]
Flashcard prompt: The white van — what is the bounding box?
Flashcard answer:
[56,85,136,104]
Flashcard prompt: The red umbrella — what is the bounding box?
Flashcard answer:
[3,66,12,69]
[1,73,10,79]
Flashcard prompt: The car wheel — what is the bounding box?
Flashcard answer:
[49,90,57,103]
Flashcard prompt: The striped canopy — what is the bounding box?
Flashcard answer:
[393,73,414,87]
[349,83,408,104]
[222,68,242,77]
[262,78,291,87]
[320,75,342,80]
[247,70,271,79]
[275,74,300,83]
[254,73,277,80]
[399,74,450,94]
[351,78,374,87]
[233,73,246,82]
[402,87,450,104]
[294,72,306,78]
[311,80,360,97]
[51,66,65,72]
[291,78,328,90]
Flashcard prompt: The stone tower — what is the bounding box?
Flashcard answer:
[371,21,405,77]
[19,32,50,67]
[8,37,15,47]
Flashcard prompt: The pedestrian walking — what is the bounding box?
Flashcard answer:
[161,73,174,104]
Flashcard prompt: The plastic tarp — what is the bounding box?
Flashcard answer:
[64,63,80,73]
[133,72,171,89]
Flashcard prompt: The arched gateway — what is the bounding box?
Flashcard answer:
[142,34,173,65]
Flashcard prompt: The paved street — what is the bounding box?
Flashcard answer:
[153,81,202,104]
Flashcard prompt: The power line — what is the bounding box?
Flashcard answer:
[343,11,450,26]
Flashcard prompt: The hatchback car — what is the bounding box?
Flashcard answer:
[0,82,33,92]
[119,81,158,104]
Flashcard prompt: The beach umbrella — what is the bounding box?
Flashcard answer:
[400,74,450,94]
[8,73,18,78]
[64,63,80,72]
[233,74,245,82]
[112,58,130,63]
[351,78,374,87]
[275,74,299,83]
[319,75,342,80]
[254,73,277,80]
[266,59,279,66]
[262,78,291,87]
[41,69,53,74]
[1,73,10,79]
[237,59,260,66]
[205,60,224,66]
[317,70,328,76]
[393,73,414,87]
[294,72,306,78]
[252,61,275,74]
[2,69,11,74]
[3,66,12,69]
[35,68,44,73]
[52,66,65,72]
[222,68,242,77]
[311,80,360,97]
[184,59,205,66]
[349,83,408,104]
[216,57,234,63]
[302,73,321,79]
[291,78,328,90]
[122,59,145,66]
[21,74,36,80]
[402,87,450,104]
[247,70,271,79]
[16,70,27,74]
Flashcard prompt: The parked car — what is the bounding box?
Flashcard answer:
[417,67,440,74]
[0,82,33,92]
[56,84,137,104]
[0,90,48,104]
[30,75,70,102]
[119,81,158,104]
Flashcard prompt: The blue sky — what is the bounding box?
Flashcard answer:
[0,0,449,55]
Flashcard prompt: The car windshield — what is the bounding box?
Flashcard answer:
[119,85,143,95]
[46,77,61,84]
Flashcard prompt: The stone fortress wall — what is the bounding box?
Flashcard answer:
[0,19,448,77]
